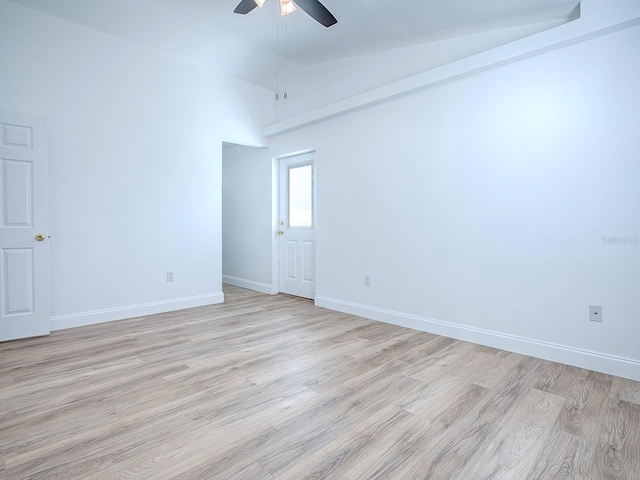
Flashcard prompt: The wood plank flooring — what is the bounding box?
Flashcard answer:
[1,285,639,479]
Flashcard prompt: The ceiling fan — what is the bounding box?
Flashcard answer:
[234,0,337,27]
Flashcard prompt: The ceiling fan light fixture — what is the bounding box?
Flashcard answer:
[234,0,337,27]
[279,0,297,16]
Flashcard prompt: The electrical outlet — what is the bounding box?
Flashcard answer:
[589,305,602,322]
[166,271,174,283]
[364,274,371,287]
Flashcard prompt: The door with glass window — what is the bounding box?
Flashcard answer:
[278,153,315,299]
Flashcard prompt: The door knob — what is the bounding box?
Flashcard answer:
[35,233,46,241]
[277,230,284,235]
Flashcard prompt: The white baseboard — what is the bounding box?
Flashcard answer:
[222,275,273,295]
[50,293,225,331]
[315,296,640,382]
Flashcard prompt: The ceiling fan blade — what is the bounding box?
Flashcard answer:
[234,0,258,14]
[293,0,337,27]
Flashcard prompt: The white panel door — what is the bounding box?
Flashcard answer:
[279,153,315,299]
[0,111,49,341]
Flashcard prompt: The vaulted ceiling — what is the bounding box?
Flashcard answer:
[153,0,580,64]
[8,0,580,85]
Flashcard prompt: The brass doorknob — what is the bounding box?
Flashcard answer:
[35,234,46,241]
[277,230,284,235]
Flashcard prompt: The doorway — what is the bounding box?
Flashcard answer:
[277,151,316,299]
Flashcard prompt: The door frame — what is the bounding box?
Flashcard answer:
[270,148,316,297]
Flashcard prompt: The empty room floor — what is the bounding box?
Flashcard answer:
[1,285,639,479]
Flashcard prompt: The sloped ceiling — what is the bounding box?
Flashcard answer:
[8,0,580,85]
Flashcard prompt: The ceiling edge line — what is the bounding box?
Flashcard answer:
[263,3,640,137]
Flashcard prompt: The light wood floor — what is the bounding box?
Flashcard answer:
[1,285,639,480]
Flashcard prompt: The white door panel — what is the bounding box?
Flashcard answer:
[302,241,315,282]
[279,153,315,299]
[0,111,49,341]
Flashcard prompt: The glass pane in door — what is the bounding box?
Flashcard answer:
[288,163,313,228]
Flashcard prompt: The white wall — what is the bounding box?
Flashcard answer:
[0,0,272,328]
[222,145,273,293]
[264,21,640,380]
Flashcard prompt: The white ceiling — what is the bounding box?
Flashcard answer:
[156,0,581,65]
[181,0,579,64]
[8,0,580,72]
